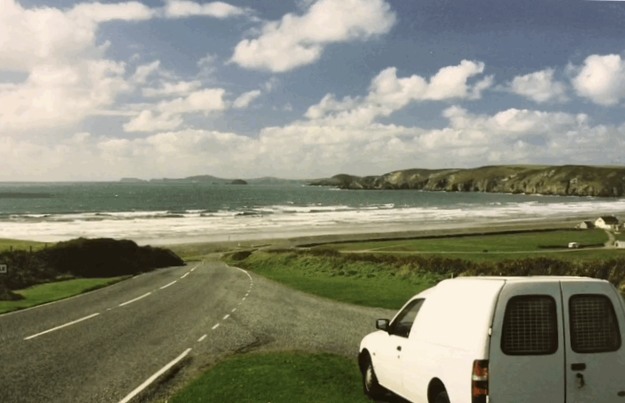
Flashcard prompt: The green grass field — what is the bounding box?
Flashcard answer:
[0,277,128,314]
[0,238,48,252]
[170,352,368,403]
[321,229,624,262]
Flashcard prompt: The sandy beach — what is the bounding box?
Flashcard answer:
[161,213,613,252]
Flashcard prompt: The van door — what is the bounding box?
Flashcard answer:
[489,282,565,402]
[561,282,625,403]
[374,298,425,395]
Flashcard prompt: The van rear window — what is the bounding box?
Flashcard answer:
[569,294,621,353]
[501,295,558,355]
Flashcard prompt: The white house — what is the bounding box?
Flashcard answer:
[595,216,620,230]
[576,221,595,229]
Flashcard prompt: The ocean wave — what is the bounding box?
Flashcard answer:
[1,198,625,244]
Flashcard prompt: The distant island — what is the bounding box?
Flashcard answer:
[120,175,305,186]
[309,165,625,197]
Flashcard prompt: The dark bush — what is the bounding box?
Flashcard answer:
[40,238,184,278]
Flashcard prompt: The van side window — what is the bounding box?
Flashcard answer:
[569,294,621,353]
[389,299,425,338]
[501,295,558,355]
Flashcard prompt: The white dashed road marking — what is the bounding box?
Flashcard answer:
[160,280,177,290]
[118,292,152,307]
[24,313,101,340]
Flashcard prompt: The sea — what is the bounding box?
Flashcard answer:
[1,182,625,245]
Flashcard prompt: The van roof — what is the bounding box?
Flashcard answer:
[447,276,607,284]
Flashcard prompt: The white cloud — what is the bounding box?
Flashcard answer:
[132,61,161,84]
[3,102,625,181]
[122,110,183,132]
[143,80,203,97]
[0,0,94,71]
[124,88,226,132]
[0,1,159,133]
[0,0,153,72]
[424,60,489,100]
[571,54,625,105]
[164,1,250,18]
[161,88,226,114]
[231,0,396,72]
[305,61,491,126]
[233,90,262,109]
[508,68,568,103]
[0,60,129,132]
[68,1,154,23]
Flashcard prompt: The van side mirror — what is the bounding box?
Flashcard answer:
[376,319,390,332]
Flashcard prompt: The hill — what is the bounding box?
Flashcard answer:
[309,165,625,197]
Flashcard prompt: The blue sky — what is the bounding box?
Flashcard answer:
[2,0,625,180]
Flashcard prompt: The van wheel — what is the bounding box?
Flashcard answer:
[362,355,385,400]
[434,391,450,403]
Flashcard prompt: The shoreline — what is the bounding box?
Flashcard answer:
[160,214,597,251]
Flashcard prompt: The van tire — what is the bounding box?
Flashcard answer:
[434,391,450,403]
[361,355,385,400]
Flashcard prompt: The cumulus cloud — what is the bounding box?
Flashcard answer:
[3,102,625,181]
[0,60,129,132]
[163,0,250,18]
[142,80,203,97]
[0,1,154,132]
[124,88,226,132]
[0,0,152,72]
[571,54,625,105]
[68,1,154,23]
[233,90,262,109]
[122,110,183,132]
[305,61,492,126]
[132,61,161,84]
[231,0,396,72]
[508,68,568,103]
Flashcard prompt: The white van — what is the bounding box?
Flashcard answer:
[358,276,625,403]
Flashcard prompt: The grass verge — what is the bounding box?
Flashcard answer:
[0,276,128,314]
[170,351,367,403]
[226,250,441,309]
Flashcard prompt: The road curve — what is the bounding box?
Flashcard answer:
[0,260,393,402]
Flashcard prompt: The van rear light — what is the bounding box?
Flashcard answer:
[472,359,489,403]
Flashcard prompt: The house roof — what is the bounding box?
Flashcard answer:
[599,216,619,224]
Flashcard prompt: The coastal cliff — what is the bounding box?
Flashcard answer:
[309,165,625,197]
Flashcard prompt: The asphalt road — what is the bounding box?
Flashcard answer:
[0,260,393,402]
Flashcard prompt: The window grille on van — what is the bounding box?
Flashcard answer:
[501,295,558,355]
[569,294,621,353]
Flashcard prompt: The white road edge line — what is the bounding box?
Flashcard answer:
[181,272,190,279]
[119,292,152,307]
[118,348,192,403]
[24,313,100,340]
[160,280,177,290]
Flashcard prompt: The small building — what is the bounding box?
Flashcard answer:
[576,221,595,229]
[615,240,625,249]
[595,216,620,231]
